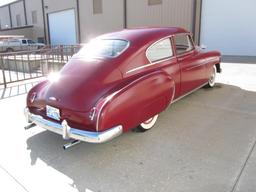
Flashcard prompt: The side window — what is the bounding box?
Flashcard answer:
[174,34,194,55]
[27,40,35,44]
[22,40,27,44]
[147,38,173,62]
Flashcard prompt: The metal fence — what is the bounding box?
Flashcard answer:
[0,45,81,88]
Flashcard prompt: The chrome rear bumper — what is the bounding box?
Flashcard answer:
[24,108,123,143]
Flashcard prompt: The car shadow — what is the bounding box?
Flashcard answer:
[26,83,256,192]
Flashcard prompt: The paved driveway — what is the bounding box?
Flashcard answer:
[0,63,256,192]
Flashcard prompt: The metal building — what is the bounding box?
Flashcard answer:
[0,0,199,43]
[0,0,255,56]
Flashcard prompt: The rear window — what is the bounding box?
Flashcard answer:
[76,39,129,58]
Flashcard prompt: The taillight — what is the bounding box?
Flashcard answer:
[89,107,96,121]
[89,98,107,121]
[89,92,118,121]
[29,92,37,103]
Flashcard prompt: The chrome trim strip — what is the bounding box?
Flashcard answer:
[95,92,119,132]
[185,62,206,71]
[167,84,176,109]
[172,82,208,104]
[25,109,123,143]
[126,57,172,74]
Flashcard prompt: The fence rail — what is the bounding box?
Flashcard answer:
[0,45,81,88]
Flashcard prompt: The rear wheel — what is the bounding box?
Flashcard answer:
[207,65,216,88]
[137,114,158,132]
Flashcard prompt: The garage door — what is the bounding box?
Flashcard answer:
[200,0,256,56]
[48,9,77,45]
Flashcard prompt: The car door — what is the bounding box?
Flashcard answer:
[146,37,181,99]
[174,34,206,95]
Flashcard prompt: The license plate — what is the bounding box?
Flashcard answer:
[46,105,60,121]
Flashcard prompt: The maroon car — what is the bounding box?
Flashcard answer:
[25,27,221,146]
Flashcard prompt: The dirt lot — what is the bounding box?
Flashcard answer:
[0,62,256,192]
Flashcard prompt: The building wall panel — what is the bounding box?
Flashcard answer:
[0,6,11,29]
[79,0,124,42]
[127,0,194,31]
[10,1,26,27]
[0,26,33,39]
[25,0,45,40]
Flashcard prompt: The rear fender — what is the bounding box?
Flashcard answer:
[97,71,175,132]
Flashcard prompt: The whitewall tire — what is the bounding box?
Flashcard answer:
[138,114,158,132]
[207,65,217,88]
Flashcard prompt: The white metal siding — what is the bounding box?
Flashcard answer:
[48,9,77,45]
[127,0,194,31]
[10,1,26,27]
[0,6,11,29]
[79,0,124,42]
[201,0,256,56]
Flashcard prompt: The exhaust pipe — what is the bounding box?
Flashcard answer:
[24,123,36,130]
[63,140,81,150]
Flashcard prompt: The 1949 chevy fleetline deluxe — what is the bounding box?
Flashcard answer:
[24,27,221,147]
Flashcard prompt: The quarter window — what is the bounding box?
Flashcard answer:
[174,34,194,55]
[147,38,173,62]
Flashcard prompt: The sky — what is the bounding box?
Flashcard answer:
[0,0,17,6]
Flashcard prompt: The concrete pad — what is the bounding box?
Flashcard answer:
[0,63,255,192]
[0,166,28,192]
[234,142,256,192]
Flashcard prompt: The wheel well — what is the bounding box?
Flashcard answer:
[215,63,222,73]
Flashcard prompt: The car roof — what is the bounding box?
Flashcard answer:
[98,27,189,46]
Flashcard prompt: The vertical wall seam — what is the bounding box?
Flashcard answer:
[23,0,28,25]
[8,5,12,28]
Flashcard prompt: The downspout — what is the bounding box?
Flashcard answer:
[198,0,203,45]
[193,0,203,45]
[123,0,127,28]
[23,0,28,25]
[41,0,47,44]
[8,5,13,28]
[76,0,81,43]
